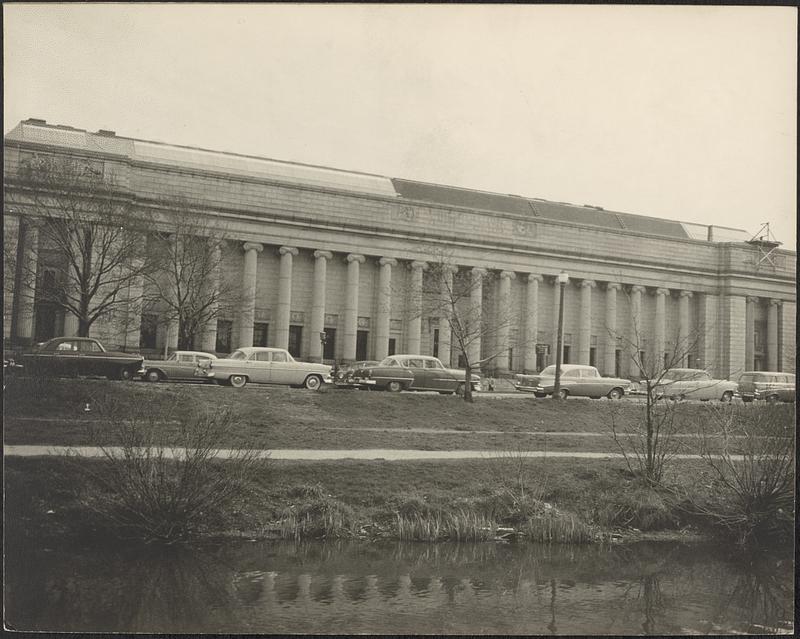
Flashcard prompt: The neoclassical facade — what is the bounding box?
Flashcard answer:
[4,119,796,379]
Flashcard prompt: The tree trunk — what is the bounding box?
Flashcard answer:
[463,364,474,403]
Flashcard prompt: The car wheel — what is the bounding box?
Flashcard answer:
[455,383,466,396]
[304,375,323,391]
[118,367,133,381]
[765,394,779,404]
[720,391,734,403]
[386,380,403,393]
[229,375,247,389]
[145,369,162,383]
[607,388,623,400]
[439,391,455,395]
[557,388,569,400]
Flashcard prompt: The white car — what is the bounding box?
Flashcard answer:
[514,364,633,400]
[651,368,738,402]
[194,347,332,389]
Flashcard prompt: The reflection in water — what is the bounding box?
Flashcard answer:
[4,539,794,634]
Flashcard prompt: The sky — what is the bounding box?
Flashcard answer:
[4,4,797,247]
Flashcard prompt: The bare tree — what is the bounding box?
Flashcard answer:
[6,154,154,338]
[606,287,708,484]
[142,202,236,353]
[400,248,523,402]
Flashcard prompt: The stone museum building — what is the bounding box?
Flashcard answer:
[3,118,796,379]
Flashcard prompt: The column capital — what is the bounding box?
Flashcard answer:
[630,285,646,294]
[580,279,596,289]
[313,250,333,260]
[526,273,543,283]
[346,253,365,264]
[409,260,428,271]
[655,287,670,297]
[442,263,459,274]
[746,295,760,304]
[769,298,782,307]
[679,290,694,299]
[378,257,397,267]
[279,245,299,257]
[242,241,264,253]
[606,282,621,291]
[500,270,516,281]
[471,267,488,277]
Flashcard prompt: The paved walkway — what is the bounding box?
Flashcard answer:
[4,445,744,461]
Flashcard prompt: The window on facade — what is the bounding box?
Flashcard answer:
[589,347,597,367]
[536,351,548,372]
[615,349,622,377]
[216,320,233,354]
[140,314,158,350]
[457,353,466,368]
[432,329,439,358]
[687,354,696,369]
[356,330,368,361]
[253,322,269,347]
[288,325,303,357]
[388,338,396,356]
[508,347,513,371]
[562,346,571,365]
[323,328,336,360]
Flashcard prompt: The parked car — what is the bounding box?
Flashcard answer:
[21,336,145,380]
[194,346,332,389]
[351,355,481,394]
[738,371,795,403]
[514,364,633,400]
[652,368,738,402]
[141,350,218,383]
[333,360,379,387]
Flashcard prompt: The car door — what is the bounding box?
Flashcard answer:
[53,340,81,376]
[579,368,602,396]
[249,351,272,383]
[423,358,451,391]
[159,353,181,378]
[405,358,425,389]
[174,353,197,379]
[269,350,298,385]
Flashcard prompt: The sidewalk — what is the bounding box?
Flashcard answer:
[3,445,743,461]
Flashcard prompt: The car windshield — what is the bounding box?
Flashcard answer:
[166,353,178,361]
[229,350,247,360]
[540,366,556,376]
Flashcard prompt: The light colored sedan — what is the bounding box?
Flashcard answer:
[514,364,633,400]
[142,350,217,383]
[652,368,738,402]
[194,346,332,390]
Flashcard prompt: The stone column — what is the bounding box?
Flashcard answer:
[309,250,332,362]
[604,283,620,376]
[406,260,427,355]
[275,246,298,350]
[767,299,780,371]
[654,288,669,369]
[744,296,757,372]
[438,265,458,366]
[496,270,516,373]
[63,312,80,336]
[123,256,146,350]
[374,257,396,363]
[468,267,487,366]
[629,285,646,377]
[201,243,222,352]
[552,276,561,351]
[523,274,542,372]
[678,290,693,366]
[699,293,719,375]
[16,224,39,343]
[578,280,596,365]
[239,242,263,348]
[343,253,364,362]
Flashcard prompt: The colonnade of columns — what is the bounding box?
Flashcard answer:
[6,225,789,376]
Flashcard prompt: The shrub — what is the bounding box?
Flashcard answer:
[68,400,264,543]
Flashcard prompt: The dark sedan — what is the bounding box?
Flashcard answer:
[351,354,482,394]
[22,337,145,380]
[333,360,379,387]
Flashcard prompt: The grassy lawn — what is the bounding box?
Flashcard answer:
[4,377,738,454]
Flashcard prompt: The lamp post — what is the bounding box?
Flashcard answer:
[553,271,569,400]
